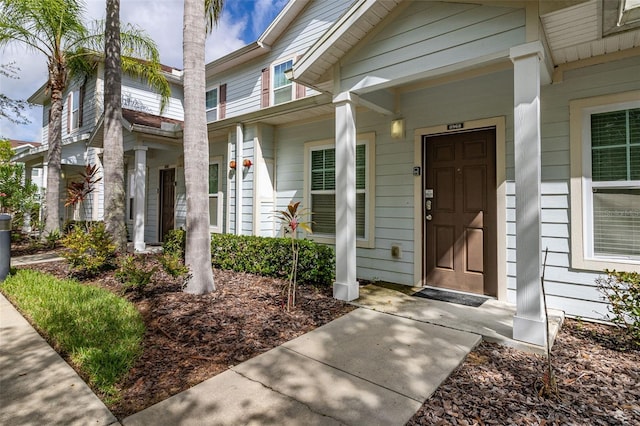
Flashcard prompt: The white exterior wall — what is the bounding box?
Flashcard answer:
[341,2,525,92]
[121,74,184,120]
[526,55,640,319]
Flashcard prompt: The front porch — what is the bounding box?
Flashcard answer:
[353,282,565,354]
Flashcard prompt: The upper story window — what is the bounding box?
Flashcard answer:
[570,92,640,273]
[66,86,84,133]
[261,57,305,108]
[206,87,218,121]
[205,84,226,122]
[273,59,293,105]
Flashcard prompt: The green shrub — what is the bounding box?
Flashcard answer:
[597,270,640,345]
[60,222,116,277]
[211,234,334,286]
[162,228,186,259]
[1,269,144,399]
[115,255,157,292]
[158,252,189,278]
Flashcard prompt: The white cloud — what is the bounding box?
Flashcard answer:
[0,0,284,142]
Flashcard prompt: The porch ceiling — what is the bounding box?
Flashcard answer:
[541,0,640,64]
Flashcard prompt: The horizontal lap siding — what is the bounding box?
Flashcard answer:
[121,75,183,120]
[341,2,525,89]
[505,56,640,319]
[208,0,350,119]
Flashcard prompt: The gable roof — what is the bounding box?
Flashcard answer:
[291,0,401,90]
[206,0,311,76]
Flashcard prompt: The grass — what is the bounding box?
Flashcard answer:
[1,269,145,401]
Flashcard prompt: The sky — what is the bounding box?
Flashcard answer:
[0,0,289,142]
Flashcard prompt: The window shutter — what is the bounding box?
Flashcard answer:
[219,83,227,119]
[66,94,71,133]
[261,67,270,108]
[78,85,85,127]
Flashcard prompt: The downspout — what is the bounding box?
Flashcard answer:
[235,123,243,235]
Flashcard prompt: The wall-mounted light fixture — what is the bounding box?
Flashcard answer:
[243,158,253,168]
[229,160,237,169]
[391,118,405,140]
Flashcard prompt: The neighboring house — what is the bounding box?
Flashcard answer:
[8,140,44,215]
[16,61,184,228]
[15,0,640,345]
[9,139,44,188]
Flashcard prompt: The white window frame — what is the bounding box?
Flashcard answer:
[272,58,294,105]
[570,91,640,273]
[209,156,223,233]
[206,86,219,122]
[303,132,376,248]
[70,88,80,130]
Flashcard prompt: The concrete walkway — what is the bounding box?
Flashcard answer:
[0,294,119,426]
[122,308,480,425]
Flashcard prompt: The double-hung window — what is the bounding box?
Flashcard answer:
[570,92,640,272]
[304,133,375,247]
[273,59,293,105]
[206,87,218,122]
[208,158,223,233]
[67,87,83,132]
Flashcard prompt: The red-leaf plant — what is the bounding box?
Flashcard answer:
[65,164,102,226]
[274,201,313,311]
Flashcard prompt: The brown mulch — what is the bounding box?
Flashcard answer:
[14,256,355,419]
[408,320,640,425]
[11,245,640,424]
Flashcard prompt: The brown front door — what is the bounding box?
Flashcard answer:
[159,168,175,241]
[424,129,497,296]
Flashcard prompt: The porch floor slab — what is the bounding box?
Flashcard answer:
[352,283,565,355]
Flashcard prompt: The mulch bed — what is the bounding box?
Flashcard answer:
[10,245,640,424]
[408,320,640,425]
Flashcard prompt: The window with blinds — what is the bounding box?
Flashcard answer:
[310,144,366,238]
[590,108,640,259]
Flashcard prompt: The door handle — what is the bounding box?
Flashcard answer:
[426,214,432,221]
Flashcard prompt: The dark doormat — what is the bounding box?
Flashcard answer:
[412,287,489,307]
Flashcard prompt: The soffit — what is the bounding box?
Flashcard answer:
[541,0,640,64]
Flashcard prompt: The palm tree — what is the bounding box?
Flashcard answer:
[0,0,170,237]
[182,0,223,294]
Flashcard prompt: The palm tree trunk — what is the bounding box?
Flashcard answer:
[44,61,64,235]
[104,0,127,253]
[182,0,214,294]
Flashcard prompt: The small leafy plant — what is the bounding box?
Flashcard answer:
[274,202,313,311]
[64,164,102,223]
[597,270,640,346]
[61,222,116,277]
[115,254,157,292]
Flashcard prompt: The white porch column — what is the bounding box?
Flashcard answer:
[235,123,243,235]
[333,92,359,301]
[22,165,33,233]
[40,162,48,225]
[133,146,147,252]
[510,43,546,346]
